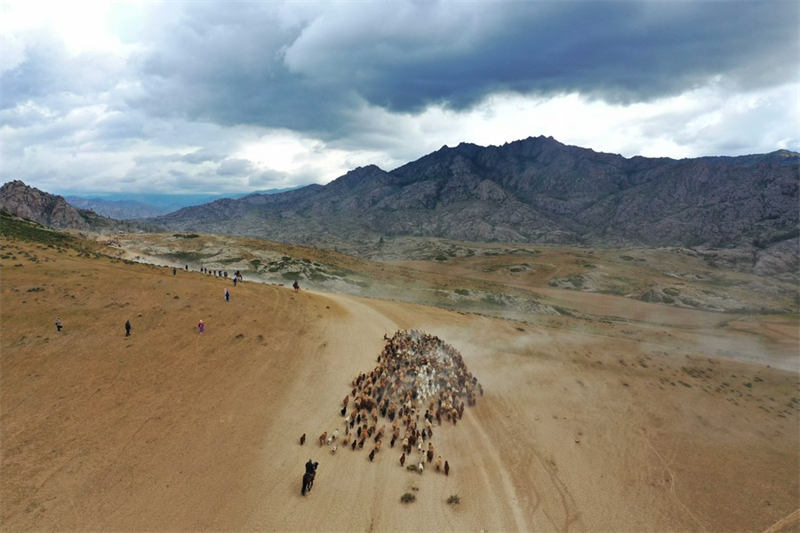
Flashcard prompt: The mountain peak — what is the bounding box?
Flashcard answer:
[327,164,389,190]
[770,149,799,158]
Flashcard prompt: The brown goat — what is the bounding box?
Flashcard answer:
[299,433,306,445]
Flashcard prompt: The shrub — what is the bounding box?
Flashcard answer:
[446,494,461,505]
[400,492,416,504]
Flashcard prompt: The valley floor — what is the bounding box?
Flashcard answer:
[1,240,798,532]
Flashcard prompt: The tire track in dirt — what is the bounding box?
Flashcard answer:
[462,408,529,531]
[644,436,708,532]
[762,508,800,533]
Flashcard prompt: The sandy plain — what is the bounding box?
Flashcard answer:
[1,234,798,532]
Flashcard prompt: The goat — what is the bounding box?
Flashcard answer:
[318,432,327,446]
[299,433,306,446]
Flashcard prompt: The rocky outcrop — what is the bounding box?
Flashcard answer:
[0,180,91,230]
[0,180,132,232]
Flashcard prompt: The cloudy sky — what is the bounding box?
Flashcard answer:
[1,1,798,196]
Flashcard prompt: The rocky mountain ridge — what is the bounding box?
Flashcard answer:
[153,136,799,251]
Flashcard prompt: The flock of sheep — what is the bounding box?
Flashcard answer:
[301,329,483,478]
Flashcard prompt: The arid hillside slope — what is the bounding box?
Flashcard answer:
[1,227,798,532]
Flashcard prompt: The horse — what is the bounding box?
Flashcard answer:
[301,461,318,496]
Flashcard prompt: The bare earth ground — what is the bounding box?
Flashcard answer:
[1,239,799,532]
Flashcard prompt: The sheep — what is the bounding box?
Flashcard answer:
[368,449,376,462]
[330,444,338,454]
[435,455,443,472]
[351,439,357,451]
[318,432,327,446]
[400,453,406,467]
[299,433,306,446]
[417,462,424,474]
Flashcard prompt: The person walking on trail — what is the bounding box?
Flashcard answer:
[198,320,205,334]
[173,267,177,276]
[293,280,300,292]
[125,320,131,337]
[233,276,237,287]
[224,288,230,302]
[55,318,62,332]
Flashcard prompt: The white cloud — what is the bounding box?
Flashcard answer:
[335,81,799,169]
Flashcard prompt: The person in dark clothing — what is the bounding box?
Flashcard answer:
[55,318,62,332]
[224,288,230,302]
[301,460,318,495]
[125,320,131,336]
[293,280,300,292]
[173,267,177,276]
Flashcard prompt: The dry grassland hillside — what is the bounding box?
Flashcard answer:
[1,223,798,532]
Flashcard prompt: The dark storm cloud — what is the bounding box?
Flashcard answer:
[125,1,797,133]
[1,34,123,111]
[124,3,357,136]
[2,1,797,195]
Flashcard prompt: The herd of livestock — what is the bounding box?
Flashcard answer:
[302,329,483,479]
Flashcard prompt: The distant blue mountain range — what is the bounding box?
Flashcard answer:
[65,187,300,219]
